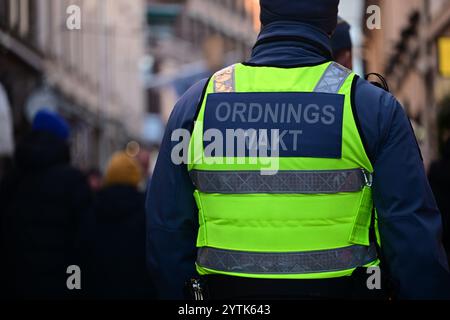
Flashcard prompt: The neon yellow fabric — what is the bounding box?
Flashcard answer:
[188,62,377,279]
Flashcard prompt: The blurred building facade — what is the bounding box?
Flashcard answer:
[146,0,260,123]
[339,0,365,76]
[180,0,260,59]
[0,0,148,169]
[363,0,450,168]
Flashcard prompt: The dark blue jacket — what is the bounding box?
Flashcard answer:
[146,21,450,299]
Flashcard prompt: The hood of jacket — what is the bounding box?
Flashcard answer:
[248,21,333,67]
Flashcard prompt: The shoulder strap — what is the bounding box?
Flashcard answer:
[213,65,236,93]
[314,62,352,94]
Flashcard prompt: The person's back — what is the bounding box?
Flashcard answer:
[146,0,450,300]
[85,152,155,299]
[1,111,91,299]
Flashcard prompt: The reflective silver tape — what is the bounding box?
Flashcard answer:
[197,244,378,275]
[190,169,371,194]
[214,65,236,93]
[314,62,352,94]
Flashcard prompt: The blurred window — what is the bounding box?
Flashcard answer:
[9,0,19,31]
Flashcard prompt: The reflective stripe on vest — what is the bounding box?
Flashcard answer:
[214,65,236,93]
[197,244,378,275]
[314,62,352,93]
[190,169,373,194]
[213,62,350,95]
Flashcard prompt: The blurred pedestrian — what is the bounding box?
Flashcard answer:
[84,152,155,300]
[331,17,353,69]
[136,146,153,191]
[0,110,92,299]
[429,96,450,261]
[86,168,103,193]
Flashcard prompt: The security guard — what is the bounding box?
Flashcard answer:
[146,0,450,299]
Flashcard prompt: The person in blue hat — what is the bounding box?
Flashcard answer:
[0,110,92,299]
[31,109,71,141]
[332,17,353,69]
[146,0,450,300]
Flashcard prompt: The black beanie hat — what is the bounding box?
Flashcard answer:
[331,17,352,53]
[260,0,340,35]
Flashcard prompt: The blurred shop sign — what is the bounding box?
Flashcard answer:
[438,37,450,78]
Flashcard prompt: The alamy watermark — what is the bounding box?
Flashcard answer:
[367,266,382,290]
[63,4,383,31]
[66,5,81,30]
[66,265,81,290]
[366,5,382,30]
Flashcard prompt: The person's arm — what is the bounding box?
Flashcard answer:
[356,80,450,299]
[145,79,208,300]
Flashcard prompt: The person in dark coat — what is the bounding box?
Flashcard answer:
[331,17,353,69]
[84,152,155,300]
[429,98,450,262]
[0,110,92,299]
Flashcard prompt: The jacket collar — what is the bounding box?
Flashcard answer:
[247,21,333,67]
